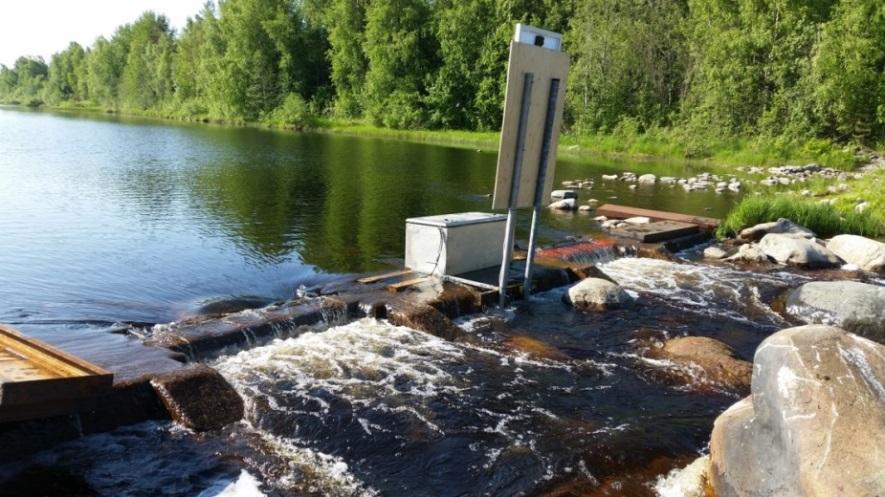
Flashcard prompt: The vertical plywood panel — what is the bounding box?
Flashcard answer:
[492,42,570,210]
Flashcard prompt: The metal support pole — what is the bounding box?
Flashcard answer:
[498,72,534,308]
[523,79,561,299]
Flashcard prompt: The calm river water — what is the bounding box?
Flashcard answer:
[0,107,781,497]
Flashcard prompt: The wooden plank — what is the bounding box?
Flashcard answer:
[610,221,699,243]
[357,269,413,284]
[596,204,720,230]
[387,277,431,293]
[0,325,113,412]
[492,42,570,209]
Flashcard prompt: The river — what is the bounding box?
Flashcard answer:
[0,107,786,497]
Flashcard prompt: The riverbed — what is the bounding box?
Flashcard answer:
[0,107,762,496]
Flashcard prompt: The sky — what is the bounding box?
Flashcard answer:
[0,0,209,67]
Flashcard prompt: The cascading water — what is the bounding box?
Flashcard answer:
[1,258,818,497]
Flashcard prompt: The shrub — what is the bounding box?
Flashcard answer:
[266,93,313,129]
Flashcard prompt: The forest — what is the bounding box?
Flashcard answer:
[1,0,883,161]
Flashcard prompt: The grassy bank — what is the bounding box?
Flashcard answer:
[718,168,885,239]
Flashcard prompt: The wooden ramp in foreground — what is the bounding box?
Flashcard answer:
[596,204,720,231]
[0,325,113,422]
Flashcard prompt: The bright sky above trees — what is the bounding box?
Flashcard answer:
[0,0,206,66]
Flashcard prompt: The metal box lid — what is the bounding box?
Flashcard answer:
[405,212,506,228]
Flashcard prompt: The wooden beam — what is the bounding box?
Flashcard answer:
[387,277,431,293]
[357,269,414,284]
[596,204,720,230]
[1,324,113,421]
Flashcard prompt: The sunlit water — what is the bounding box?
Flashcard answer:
[0,107,769,496]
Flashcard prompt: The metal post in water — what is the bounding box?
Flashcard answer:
[498,72,534,308]
[523,79,561,299]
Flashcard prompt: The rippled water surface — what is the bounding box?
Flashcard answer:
[0,107,739,328]
[0,108,766,496]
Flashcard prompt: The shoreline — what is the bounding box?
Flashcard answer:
[3,101,874,173]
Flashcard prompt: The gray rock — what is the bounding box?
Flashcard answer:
[638,173,656,184]
[566,278,633,311]
[738,218,815,241]
[550,189,578,201]
[709,325,885,497]
[577,204,593,212]
[758,233,842,268]
[725,243,772,263]
[827,235,885,272]
[548,198,577,210]
[623,216,651,225]
[785,281,885,342]
[703,245,729,259]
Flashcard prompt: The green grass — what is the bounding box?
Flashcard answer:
[312,117,501,151]
[717,195,883,239]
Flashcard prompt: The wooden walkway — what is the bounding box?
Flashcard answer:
[0,325,113,422]
[596,204,720,230]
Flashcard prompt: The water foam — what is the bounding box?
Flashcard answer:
[198,470,265,497]
[653,455,709,497]
[600,257,800,324]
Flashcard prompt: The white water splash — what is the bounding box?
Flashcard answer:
[600,257,800,324]
[654,455,709,497]
[199,471,265,497]
[216,318,466,410]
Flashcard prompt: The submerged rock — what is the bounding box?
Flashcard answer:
[150,365,244,432]
[565,278,633,311]
[188,296,274,318]
[758,233,842,268]
[827,234,885,272]
[785,281,885,343]
[651,336,752,392]
[709,325,885,497]
[504,335,569,361]
[738,218,815,241]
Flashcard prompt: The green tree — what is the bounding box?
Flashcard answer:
[120,12,175,110]
[85,26,133,108]
[45,42,88,103]
[362,0,436,128]
[323,0,369,117]
[810,0,885,142]
[566,0,688,133]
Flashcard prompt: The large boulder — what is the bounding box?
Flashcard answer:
[709,325,885,497]
[827,235,885,272]
[651,336,752,392]
[785,281,885,343]
[738,218,815,241]
[758,234,842,268]
[150,365,244,432]
[565,278,633,311]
